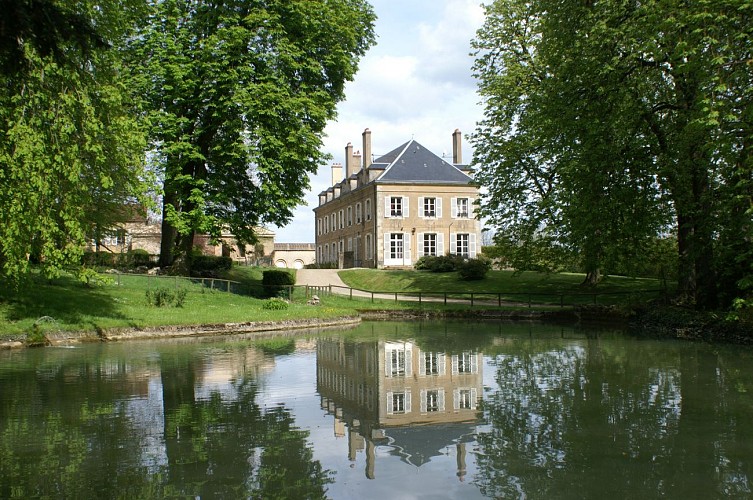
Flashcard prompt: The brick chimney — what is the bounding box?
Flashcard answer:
[362,128,372,169]
[331,163,343,186]
[452,129,462,164]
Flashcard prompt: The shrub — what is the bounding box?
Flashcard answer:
[262,269,295,297]
[145,287,187,307]
[415,254,464,273]
[129,249,152,267]
[191,255,233,276]
[457,257,492,280]
[262,297,290,310]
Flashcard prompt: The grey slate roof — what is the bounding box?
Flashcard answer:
[374,140,472,184]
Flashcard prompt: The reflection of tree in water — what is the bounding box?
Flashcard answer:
[474,339,753,499]
[0,348,331,499]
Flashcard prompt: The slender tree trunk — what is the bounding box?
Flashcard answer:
[159,188,178,268]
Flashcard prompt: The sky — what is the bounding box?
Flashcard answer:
[272,0,487,242]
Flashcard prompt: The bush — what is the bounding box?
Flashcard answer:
[262,269,295,297]
[262,297,290,310]
[457,257,492,281]
[191,255,233,276]
[415,254,464,273]
[145,287,187,307]
[130,249,152,267]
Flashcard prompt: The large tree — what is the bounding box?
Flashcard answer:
[128,0,376,268]
[472,0,753,308]
[0,0,152,281]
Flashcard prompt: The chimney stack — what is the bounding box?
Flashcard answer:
[345,142,355,178]
[362,128,372,169]
[331,163,343,186]
[452,129,462,164]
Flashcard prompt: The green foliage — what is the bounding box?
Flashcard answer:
[130,249,151,267]
[127,0,376,266]
[262,298,290,311]
[262,270,295,297]
[0,1,153,284]
[472,0,753,309]
[458,257,492,281]
[191,256,233,275]
[415,255,464,273]
[254,337,297,355]
[145,287,187,308]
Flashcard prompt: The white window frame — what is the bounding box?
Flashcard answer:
[365,233,373,260]
[419,351,446,376]
[451,197,470,219]
[449,233,477,258]
[365,199,372,221]
[385,196,409,218]
[356,203,362,224]
[453,388,478,410]
[387,390,412,414]
[384,232,412,266]
[418,233,443,257]
[420,388,445,413]
[419,197,441,218]
[452,352,479,374]
[347,206,352,226]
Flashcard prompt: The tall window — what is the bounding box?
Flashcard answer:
[356,203,362,223]
[456,233,469,257]
[390,233,404,259]
[365,233,373,260]
[365,199,372,221]
[456,388,476,410]
[423,197,436,217]
[387,390,411,414]
[423,233,437,256]
[454,197,469,218]
[454,352,477,374]
[339,210,344,229]
[331,214,336,232]
[347,206,352,226]
[390,196,403,217]
[426,390,440,412]
[389,349,405,376]
[317,218,322,235]
[424,352,440,375]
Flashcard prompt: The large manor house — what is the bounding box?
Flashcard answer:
[314,128,481,269]
[98,128,481,269]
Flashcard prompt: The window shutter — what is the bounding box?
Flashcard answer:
[384,236,391,259]
[451,197,457,218]
[453,389,460,410]
[436,198,443,218]
[419,351,426,375]
[404,390,412,413]
[403,196,409,218]
[387,392,394,413]
[439,353,446,375]
[450,233,457,255]
[470,233,477,258]
[471,388,478,409]
[420,389,427,413]
[418,197,424,217]
[451,354,459,374]
[471,353,478,373]
[405,346,412,376]
[437,234,444,255]
[438,390,445,411]
[385,196,391,218]
[404,233,411,261]
[417,233,424,257]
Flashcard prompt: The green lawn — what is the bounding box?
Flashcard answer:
[0,270,345,339]
[338,269,669,306]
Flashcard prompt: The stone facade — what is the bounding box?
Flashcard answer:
[314,128,482,269]
[272,243,316,269]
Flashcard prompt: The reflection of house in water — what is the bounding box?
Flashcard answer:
[316,338,482,479]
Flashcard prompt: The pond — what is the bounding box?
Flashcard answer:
[1,321,752,499]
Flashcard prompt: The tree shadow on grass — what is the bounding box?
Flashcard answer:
[1,274,127,326]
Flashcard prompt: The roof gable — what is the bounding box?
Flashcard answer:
[375,140,472,184]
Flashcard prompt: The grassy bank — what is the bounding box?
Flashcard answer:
[339,269,668,306]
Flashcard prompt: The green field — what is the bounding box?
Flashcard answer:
[338,269,668,306]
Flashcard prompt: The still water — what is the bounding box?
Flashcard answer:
[1,321,752,499]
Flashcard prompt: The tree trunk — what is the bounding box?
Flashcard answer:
[159,189,178,268]
[582,268,601,286]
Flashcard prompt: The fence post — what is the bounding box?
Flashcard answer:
[528,294,531,308]
[371,291,374,303]
[227,280,230,293]
[444,293,447,305]
[395,292,398,303]
[329,284,332,296]
[419,292,422,305]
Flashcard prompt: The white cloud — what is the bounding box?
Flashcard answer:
[272,0,485,243]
